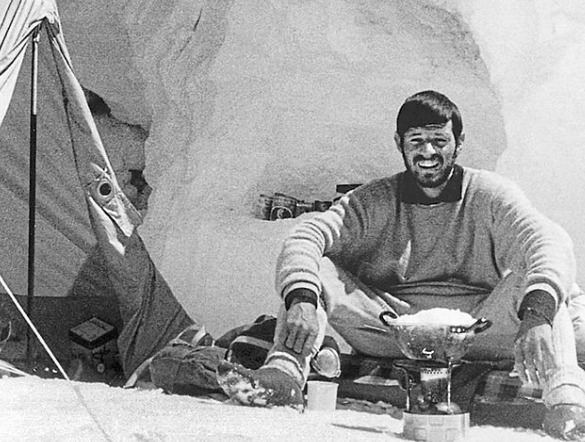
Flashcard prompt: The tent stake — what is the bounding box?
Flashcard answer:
[27,25,41,364]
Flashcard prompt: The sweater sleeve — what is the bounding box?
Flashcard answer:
[275,182,382,302]
[490,178,576,309]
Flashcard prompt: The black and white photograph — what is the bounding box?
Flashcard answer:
[0,0,584,440]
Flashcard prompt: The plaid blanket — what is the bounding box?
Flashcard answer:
[339,355,544,405]
[475,370,542,404]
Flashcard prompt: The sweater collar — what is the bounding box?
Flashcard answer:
[400,164,463,205]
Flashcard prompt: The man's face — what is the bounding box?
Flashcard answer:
[395,121,463,190]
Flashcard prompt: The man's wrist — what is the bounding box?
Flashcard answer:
[284,288,318,310]
[518,289,556,326]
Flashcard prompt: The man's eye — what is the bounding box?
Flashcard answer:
[433,139,448,147]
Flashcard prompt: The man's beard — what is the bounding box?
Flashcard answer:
[404,154,455,189]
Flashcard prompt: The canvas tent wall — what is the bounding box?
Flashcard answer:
[0,0,140,304]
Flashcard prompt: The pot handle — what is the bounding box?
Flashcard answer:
[379,310,398,327]
[450,317,492,334]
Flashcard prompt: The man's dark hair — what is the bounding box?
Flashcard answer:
[396,90,463,141]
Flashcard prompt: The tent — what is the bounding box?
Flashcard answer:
[0,0,141,297]
[0,0,147,363]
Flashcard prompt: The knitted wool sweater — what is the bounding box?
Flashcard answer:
[275,167,576,311]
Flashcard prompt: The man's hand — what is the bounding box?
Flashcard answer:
[514,311,556,386]
[279,298,319,357]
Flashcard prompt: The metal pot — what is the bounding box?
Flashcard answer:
[379,310,492,364]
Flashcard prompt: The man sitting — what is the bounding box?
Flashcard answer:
[216,90,585,440]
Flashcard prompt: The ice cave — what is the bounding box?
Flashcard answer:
[69,0,585,336]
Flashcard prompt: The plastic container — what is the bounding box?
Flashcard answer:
[306,380,338,411]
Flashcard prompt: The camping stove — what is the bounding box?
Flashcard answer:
[379,309,492,442]
[394,359,469,442]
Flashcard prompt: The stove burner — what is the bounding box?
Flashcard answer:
[393,359,462,415]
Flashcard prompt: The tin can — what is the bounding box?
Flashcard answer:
[335,183,362,203]
[335,184,362,194]
[295,200,314,217]
[270,193,297,220]
[256,194,273,220]
[313,200,332,212]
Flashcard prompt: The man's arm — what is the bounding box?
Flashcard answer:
[510,223,572,386]
[274,184,386,355]
[274,206,353,357]
[490,179,576,384]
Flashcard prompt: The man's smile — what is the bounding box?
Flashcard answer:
[417,160,440,169]
[414,155,443,170]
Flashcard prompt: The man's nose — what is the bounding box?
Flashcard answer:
[419,141,437,155]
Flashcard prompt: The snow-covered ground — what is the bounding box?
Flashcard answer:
[1,376,557,441]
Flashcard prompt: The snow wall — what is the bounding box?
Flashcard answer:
[57,0,585,336]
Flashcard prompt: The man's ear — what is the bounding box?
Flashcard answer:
[394,132,403,153]
[455,133,465,158]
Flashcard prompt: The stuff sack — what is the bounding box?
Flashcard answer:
[149,315,277,395]
[149,344,227,396]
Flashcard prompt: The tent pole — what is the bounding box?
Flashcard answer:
[27,25,41,364]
